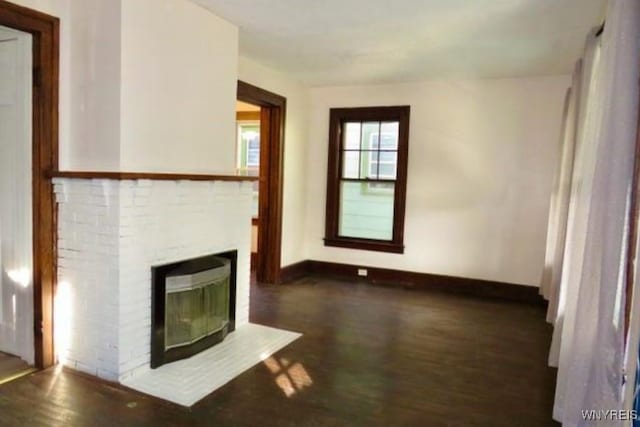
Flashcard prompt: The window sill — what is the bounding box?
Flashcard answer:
[323,237,404,254]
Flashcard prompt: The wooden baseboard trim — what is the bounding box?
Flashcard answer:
[0,367,37,386]
[279,260,310,283]
[279,260,545,305]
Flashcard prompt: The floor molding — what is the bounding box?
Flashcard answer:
[0,368,37,386]
[280,260,545,305]
[279,260,310,283]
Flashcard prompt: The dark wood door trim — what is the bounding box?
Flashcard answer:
[237,81,286,284]
[0,0,59,369]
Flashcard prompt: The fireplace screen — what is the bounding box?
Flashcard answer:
[164,258,230,350]
[151,251,236,368]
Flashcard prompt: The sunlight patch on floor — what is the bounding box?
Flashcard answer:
[263,356,313,397]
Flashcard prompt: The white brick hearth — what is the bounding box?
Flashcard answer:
[122,323,301,406]
[52,178,299,391]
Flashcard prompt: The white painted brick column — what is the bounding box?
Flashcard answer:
[53,178,253,382]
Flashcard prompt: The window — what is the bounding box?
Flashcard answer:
[324,106,410,253]
[236,122,260,218]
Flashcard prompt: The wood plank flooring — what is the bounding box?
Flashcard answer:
[0,277,559,426]
[0,352,30,384]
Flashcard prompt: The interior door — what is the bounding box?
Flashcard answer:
[0,25,34,364]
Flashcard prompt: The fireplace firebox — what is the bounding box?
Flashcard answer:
[151,251,237,368]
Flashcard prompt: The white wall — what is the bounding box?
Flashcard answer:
[304,76,570,286]
[238,57,309,267]
[10,0,122,170]
[10,0,566,288]
[11,0,238,173]
[69,0,121,170]
[120,0,238,173]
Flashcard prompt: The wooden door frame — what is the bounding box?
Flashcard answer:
[237,81,286,284]
[0,0,58,369]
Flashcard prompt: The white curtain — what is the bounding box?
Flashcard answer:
[541,85,573,303]
[548,0,640,424]
[548,33,601,371]
[543,59,581,325]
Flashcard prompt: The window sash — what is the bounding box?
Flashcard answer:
[340,121,399,182]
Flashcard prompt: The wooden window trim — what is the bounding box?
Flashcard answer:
[324,106,410,254]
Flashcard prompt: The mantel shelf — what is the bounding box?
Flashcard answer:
[48,170,258,182]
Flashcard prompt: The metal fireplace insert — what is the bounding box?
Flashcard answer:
[150,251,236,368]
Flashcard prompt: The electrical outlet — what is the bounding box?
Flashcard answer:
[357,268,368,277]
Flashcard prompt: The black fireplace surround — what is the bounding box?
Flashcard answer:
[150,251,237,369]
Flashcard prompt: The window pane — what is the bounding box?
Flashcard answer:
[380,122,399,149]
[365,152,397,180]
[378,164,397,179]
[342,151,360,178]
[360,150,377,179]
[237,123,260,218]
[238,124,260,169]
[362,122,380,149]
[339,181,394,240]
[247,138,260,166]
[378,151,396,162]
[343,122,361,149]
[378,151,397,179]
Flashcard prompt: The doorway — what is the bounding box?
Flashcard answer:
[0,24,36,382]
[236,81,286,284]
[235,100,261,270]
[0,1,59,371]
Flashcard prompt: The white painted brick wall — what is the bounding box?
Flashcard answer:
[53,178,253,383]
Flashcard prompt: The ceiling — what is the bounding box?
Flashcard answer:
[194,0,607,86]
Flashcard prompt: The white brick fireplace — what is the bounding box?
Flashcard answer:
[53,178,253,382]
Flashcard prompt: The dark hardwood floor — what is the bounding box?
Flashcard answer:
[0,352,30,385]
[0,277,559,426]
